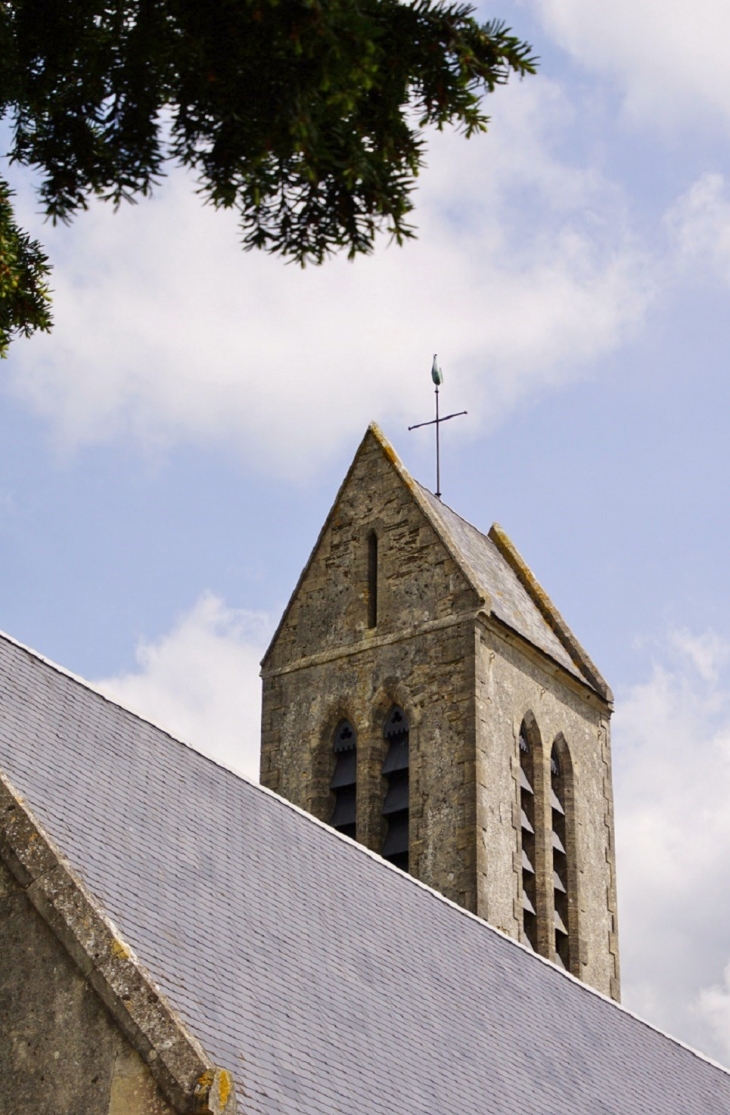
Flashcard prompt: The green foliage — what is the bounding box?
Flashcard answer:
[0,181,52,356]
[0,0,535,351]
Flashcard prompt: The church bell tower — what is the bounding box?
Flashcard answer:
[260,424,620,1000]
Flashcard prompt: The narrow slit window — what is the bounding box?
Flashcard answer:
[382,706,409,872]
[519,726,538,951]
[367,532,378,629]
[330,721,357,839]
[551,745,570,970]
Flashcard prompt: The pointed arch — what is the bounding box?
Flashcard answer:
[381,706,409,872]
[551,733,578,973]
[330,719,357,839]
[518,714,542,951]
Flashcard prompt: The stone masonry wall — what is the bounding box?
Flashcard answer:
[0,858,176,1115]
[475,618,619,1000]
[261,428,483,908]
[262,618,478,908]
[263,428,481,675]
[261,426,619,998]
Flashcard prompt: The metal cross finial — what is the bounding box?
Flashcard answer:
[408,355,467,499]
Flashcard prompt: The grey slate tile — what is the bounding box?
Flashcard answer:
[415,482,587,684]
[0,632,729,1113]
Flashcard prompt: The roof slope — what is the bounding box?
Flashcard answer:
[412,478,610,699]
[0,633,725,1114]
[261,424,609,701]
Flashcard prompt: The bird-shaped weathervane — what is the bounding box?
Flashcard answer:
[408,355,467,499]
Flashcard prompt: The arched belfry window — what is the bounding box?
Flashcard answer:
[551,743,571,969]
[381,707,409,872]
[519,725,538,951]
[367,532,378,629]
[330,721,357,839]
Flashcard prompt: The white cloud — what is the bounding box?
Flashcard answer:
[613,629,730,1061]
[4,78,651,476]
[665,172,730,282]
[697,964,730,1062]
[530,0,730,130]
[94,593,269,781]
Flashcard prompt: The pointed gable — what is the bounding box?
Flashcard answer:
[264,423,610,701]
[262,423,481,672]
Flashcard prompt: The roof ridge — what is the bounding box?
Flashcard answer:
[0,766,237,1114]
[487,524,612,702]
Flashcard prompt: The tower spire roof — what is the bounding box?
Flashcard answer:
[271,422,609,701]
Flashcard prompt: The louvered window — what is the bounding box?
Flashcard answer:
[382,707,409,872]
[330,721,357,839]
[519,727,538,950]
[551,747,570,969]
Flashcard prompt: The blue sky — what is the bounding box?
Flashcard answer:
[5,0,730,1068]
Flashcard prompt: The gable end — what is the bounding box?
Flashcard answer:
[0,769,236,1115]
[261,422,483,671]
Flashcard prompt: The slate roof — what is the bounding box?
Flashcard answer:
[413,480,598,688]
[0,630,728,1114]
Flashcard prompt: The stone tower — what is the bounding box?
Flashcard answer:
[260,424,620,999]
